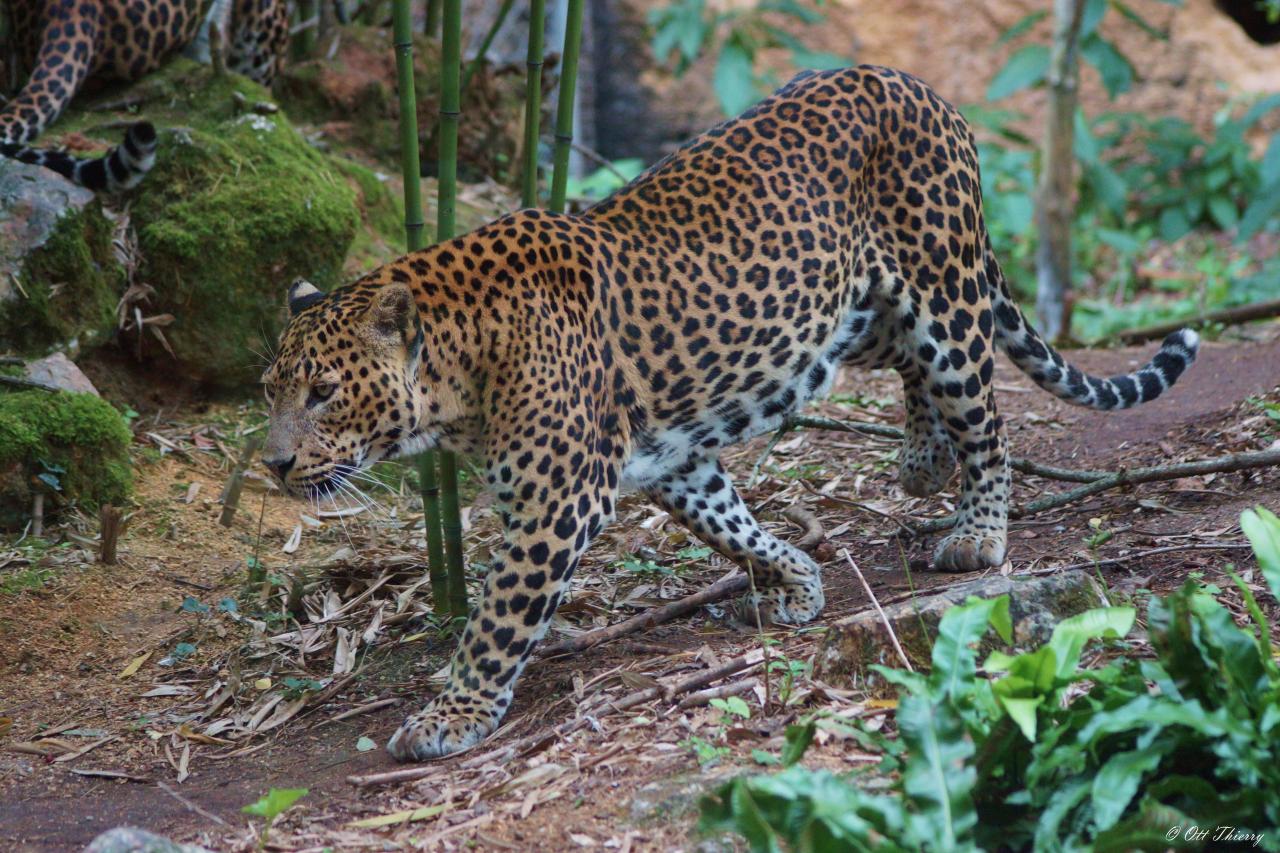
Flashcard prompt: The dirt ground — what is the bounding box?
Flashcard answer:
[1,325,1278,852]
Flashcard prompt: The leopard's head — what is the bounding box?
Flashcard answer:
[260,278,427,499]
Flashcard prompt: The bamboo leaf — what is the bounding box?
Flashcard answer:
[714,39,758,117]
[995,10,1047,45]
[1081,34,1135,99]
[986,45,1049,101]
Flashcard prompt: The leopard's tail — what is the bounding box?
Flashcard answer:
[0,122,158,192]
[984,233,1199,410]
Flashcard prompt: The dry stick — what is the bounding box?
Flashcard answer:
[1115,297,1280,345]
[99,504,122,565]
[842,549,914,672]
[157,781,232,828]
[0,374,58,393]
[218,434,262,527]
[535,573,749,658]
[675,677,760,711]
[910,446,1280,535]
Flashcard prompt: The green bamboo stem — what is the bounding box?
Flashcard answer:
[294,0,318,59]
[438,0,468,620]
[424,0,441,37]
[392,0,448,614]
[548,0,585,213]
[460,0,515,96]
[521,0,548,208]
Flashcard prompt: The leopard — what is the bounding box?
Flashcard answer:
[0,0,288,190]
[259,65,1199,762]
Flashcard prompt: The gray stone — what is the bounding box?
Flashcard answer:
[24,352,99,396]
[0,161,93,302]
[816,570,1108,688]
[84,827,213,853]
[630,769,735,825]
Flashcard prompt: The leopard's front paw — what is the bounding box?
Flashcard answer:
[741,579,825,625]
[933,530,1006,572]
[386,704,497,762]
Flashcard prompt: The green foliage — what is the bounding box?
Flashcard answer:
[649,0,849,116]
[987,0,1181,102]
[243,787,308,845]
[563,158,646,203]
[701,510,1280,851]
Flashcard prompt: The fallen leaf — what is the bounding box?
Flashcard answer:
[118,652,151,679]
[347,803,447,829]
[356,736,376,752]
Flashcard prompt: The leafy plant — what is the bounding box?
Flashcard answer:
[701,507,1280,851]
[986,0,1183,103]
[649,0,849,116]
[243,787,308,846]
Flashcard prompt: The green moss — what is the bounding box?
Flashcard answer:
[330,157,409,273]
[0,196,121,356]
[0,390,132,528]
[47,60,360,388]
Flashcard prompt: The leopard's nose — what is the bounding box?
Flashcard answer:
[263,454,296,481]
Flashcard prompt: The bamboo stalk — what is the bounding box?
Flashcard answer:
[548,0,585,213]
[438,0,468,620]
[521,0,548,208]
[294,0,319,58]
[460,0,515,95]
[392,0,448,614]
[424,0,441,37]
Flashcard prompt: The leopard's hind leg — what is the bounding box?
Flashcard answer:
[897,367,957,497]
[648,456,824,624]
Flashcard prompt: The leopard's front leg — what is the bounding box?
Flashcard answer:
[387,375,617,760]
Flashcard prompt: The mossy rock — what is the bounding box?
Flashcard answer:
[0,390,132,529]
[47,59,363,388]
[0,162,124,356]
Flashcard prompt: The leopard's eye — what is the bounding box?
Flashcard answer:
[308,382,336,407]
[263,384,275,404]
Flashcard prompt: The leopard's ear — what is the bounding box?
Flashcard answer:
[287,278,324,315]
[366,282,417,342]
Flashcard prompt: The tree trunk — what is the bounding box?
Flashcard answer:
[1034,0,1085,343]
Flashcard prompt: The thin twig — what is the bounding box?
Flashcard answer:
[0,375,58,393]
[842,549,913,672]
[157,781,232,828]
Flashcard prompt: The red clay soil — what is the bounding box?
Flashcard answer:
[1,328,1278,852]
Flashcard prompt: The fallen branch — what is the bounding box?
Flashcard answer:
[675,677,759,711]
[910,446,1280,535]
[0,374,58,393]
[1114,297,1280,345]
[536,572,749,658]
